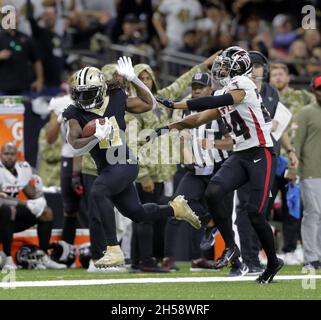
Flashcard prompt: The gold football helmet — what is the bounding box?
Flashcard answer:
[70,67,107,110]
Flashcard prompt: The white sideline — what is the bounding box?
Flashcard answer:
[1,275,321,288]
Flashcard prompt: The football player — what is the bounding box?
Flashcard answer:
[0,143,66,270]
[62,57,201,268]
[149,47,284,283]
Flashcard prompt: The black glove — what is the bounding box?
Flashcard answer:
[156,96,174,109]
[71,172,84,196]
[146,126,169,142]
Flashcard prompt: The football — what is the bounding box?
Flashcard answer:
[81,118,105,138]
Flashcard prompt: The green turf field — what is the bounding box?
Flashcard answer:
[0,263,320,300]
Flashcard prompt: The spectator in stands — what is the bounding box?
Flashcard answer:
[270,64,315,142]
[27,2,64,97]
[65,10,111,50]
[0,12,44,95]
[179,29,200,55]
[0,143,66,270]
[307,44,321,76]
[303,29,321,56]
[195,1,231,54]
[272,14,301,54]
[118,14,145,46]
[112,0,154,43]
[288,40,309,76]
[293,75,321,270]
[152,0,202,50]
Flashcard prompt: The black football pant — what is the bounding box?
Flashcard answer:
[205,147,279,268]
[89,163,174,260]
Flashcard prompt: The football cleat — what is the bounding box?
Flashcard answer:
[214,246,241,269]
[200,226,219,250]
[94,245,125,268]
[256,258,284,284]
[169,195,201,229]
[228,258,249,276]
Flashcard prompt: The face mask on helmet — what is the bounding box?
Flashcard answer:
[15,245,46,269]
[70,67,107,110]
[211,56,232,86]
[71,86,105,110]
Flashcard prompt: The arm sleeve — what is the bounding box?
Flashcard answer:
[186,93,234,111]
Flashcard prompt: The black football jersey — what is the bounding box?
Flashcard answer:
[63,89,132,173]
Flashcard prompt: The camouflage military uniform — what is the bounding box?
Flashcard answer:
[81,153,98,177]
[280,87,316,143]
[101,64,117,81]
[37,125,62,187]
[125,63,208,184]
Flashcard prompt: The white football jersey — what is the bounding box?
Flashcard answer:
[0,161,32,196]
[216,75,273,151]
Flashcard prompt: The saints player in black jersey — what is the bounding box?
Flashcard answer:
[63,57,201,268]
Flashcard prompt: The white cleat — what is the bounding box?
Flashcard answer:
[169,195,201,229]
[87,259,127,273]
[94,245,125,268]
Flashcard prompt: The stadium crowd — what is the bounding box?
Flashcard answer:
[0,0,321,276]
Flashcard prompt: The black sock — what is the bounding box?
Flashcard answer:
[62,216,77,244]
[37,220,53,252]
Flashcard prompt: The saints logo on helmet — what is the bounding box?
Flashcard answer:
[211,46,252,86]
[70,67,107,110]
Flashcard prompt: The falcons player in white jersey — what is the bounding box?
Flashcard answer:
[150,46,283,284]
[0,143,66,270]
